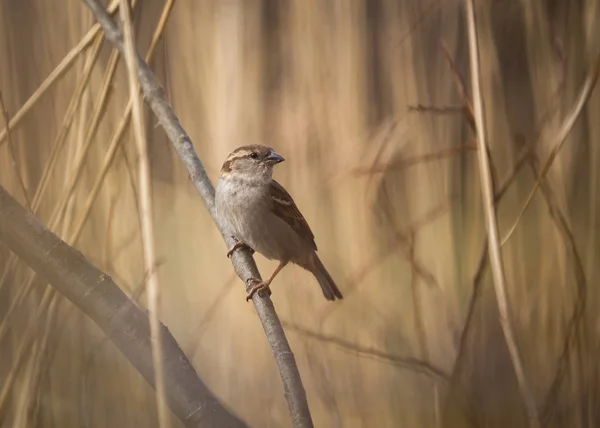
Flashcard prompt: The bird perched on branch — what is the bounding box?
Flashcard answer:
[215,144,343,302]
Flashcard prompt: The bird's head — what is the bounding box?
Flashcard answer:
[220,144,285,184]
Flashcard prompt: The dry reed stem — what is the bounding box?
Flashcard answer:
[119,0,170,426]
[464,1,540,426]
[0,31,106,297]
[281,321,449,382]
[82,1,314,426]
[0,0,120,148]
[443,39,575,412]
[29,32,105,213]
[0,99,134,388]
[0,47,120,341]
[0,0,175,418]
[0,90,30,209]
[501,54,600,246]
[0,34,109,297]
[0,47,121,348]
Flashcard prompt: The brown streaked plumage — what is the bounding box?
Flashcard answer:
[215,144,343,301]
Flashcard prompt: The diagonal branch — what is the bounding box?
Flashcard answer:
[0,186,245,428]
[81,1,314,427]
[464,1,540,426]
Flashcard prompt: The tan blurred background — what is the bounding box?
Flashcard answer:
[1,0,600,427]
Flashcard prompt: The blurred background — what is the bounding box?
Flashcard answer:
[1,0,600,427]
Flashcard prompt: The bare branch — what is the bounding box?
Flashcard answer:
[0,186,246,427]
[464,1,540,426]
[81,1,313,426]
[0,187,244,427]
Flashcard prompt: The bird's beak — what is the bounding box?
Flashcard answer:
[265,151,285,165]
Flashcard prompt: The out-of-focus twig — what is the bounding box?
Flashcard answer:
[501,54,600,246]
[0,90,30,210]
[318,199,453,324]
[408,104,466,114]
[282,321,449,382]
[81,1,313,426]
[464,1,540,426]
[353,143,477,175]
[530,151,589,424]
[440,41,475,130]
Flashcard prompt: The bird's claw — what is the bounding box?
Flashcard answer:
[226,241,254,258]
[245,277,271,301]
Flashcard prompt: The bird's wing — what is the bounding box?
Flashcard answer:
[269,180,318,251]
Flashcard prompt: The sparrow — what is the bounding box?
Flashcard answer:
[215,144,343,302]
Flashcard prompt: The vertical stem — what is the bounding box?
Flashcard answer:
[464,1,539,426]
[119,0,170,427]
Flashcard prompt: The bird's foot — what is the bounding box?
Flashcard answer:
[245,277,272,301]
[226,241,254,258]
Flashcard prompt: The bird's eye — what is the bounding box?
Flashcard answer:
[249,152,258,159]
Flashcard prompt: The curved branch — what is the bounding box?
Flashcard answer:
[0,186,245,428]
[80,1,313,427]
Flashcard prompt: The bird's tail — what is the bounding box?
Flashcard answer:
[304,253,343,301]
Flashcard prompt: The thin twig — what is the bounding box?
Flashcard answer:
[500,54,600,246]
[119,0,169,426]
[464,1,540,426]
[81,1,313,426]
[0,0,120,148]
[440,41,475,130]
